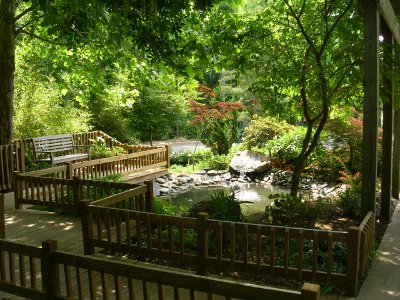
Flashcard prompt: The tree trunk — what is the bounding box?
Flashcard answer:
[0,0,15,145]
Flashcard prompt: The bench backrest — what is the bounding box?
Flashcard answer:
[32,134,75,157]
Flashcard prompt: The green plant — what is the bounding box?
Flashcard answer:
[154,198,188,216]
[210,190,250,222]
[170,151,193,166]
[242,115,294,149]
[90,137,126,159]
[339,173,362,218]
[265,193,327,228]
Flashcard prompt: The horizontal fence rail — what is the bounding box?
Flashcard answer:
[1,131,169,192]
[81,204,375,297]
[14,173,154,214]
[0,239,320,300]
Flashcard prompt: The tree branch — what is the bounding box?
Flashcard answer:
[14,5,35,22]
[18,30,67,46]
[319,0,354,56]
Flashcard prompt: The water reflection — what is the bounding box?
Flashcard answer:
[170,183,289,216]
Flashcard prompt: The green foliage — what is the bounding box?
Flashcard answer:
[265,193,327,228]
[266,127,327,164]
[13,44,92,139]
[170,151,193,166]
[90,137,126,159]
[131,87,183,143]
[154,198,188,216]
[242,115,294,149]
[211,190,246,222]
[339,173,362,218]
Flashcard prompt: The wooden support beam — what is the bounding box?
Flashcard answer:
[361,0,380,216]
[392,108,400,199]
[378,0,400,44]
[381,18,394,221]
[392,45,400,199]
[391,1,400,15]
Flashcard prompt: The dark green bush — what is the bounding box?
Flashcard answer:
[265,193,327,227]
[170,151,193,166]
[339,183,362,218]
[242,115,293,149]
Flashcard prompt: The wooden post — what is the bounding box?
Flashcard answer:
[165,144,170,169]
[145,180,154,212]
[66,162,73,179]
[301,283,320,300]
[41,240,60,299]
[13,171,21,209]
[392,43,400,199]
[381,18,394,221]
[196,212,209,276]
[73,176,83,215]
[392,108,400,199]
[361,0,380,216]
[80,200,95,255]
[0,193,4,239]
[346,227,361,296]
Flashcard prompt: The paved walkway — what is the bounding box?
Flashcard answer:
[355,201,400,299]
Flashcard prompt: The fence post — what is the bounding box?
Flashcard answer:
[145,180,154,212]
[196,212,209,276]
[0,193,4,239]
[346,226,361,296]
[13,171,21,209]
[66,162,73,179]
[80,200,95,255]
[73,176,83,215]
[41,240,60,299]
[165,144,170,169]
[301,283,320,300]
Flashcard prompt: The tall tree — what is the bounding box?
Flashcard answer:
[0,0,217,145]
[203,0,363,195]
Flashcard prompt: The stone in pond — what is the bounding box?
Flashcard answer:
[229,150,272,175]
[156,178,166,184]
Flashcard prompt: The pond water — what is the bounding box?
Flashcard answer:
[170,183,289,216]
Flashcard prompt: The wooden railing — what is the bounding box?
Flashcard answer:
[13,172,154,214]
[80,203,375,297]
[0,239,320,300]
[0,131,169,192]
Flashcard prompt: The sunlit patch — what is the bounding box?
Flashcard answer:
[24,224,37,228]
[63,226,74,230]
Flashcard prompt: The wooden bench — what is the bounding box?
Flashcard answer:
[32,134,92,166]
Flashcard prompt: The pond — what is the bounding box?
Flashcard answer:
[169,182,289,216]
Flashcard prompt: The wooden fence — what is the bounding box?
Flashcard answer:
[0,131,168,193]
[81,197,375,297]
[13,173,154,214]
[0,239,320,300]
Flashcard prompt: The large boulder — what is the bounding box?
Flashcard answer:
[229,150,272,175]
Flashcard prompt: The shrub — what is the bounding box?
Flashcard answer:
[242,115,293,149]
[265,193,327,227]
[154,198,188,216]
[339,173,362,218]
[170,150,193,166]
[90,137,126,159]
[211,190,243,221]
[266,126,327,164]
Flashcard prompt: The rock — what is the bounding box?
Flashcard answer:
[156,178,166,184]
[217,170,228,175]
[159,188,170,194]
[207,170,218,176]
[229,150,272,175]
[194,170,207,175]
[159,183,169,188]
[178,177,187,184]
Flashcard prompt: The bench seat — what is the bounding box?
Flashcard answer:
[32,134,91,166]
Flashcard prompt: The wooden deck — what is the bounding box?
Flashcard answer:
[4,207,85,254]
[0,208,238,300]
